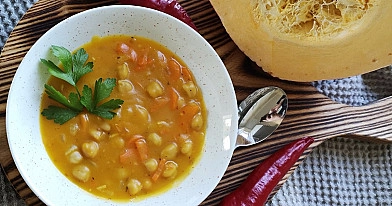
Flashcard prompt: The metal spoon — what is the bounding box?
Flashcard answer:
[236,86,288,147]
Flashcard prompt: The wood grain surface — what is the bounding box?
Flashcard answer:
[1,0,392,205]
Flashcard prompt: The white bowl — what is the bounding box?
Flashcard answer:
[6,5,238,205]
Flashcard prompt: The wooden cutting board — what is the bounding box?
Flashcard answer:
[1,0,392,205]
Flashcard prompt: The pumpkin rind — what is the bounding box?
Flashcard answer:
[210,0,392,82]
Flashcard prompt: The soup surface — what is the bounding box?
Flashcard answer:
[40,35,206,201]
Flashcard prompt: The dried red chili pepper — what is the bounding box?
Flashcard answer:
[220,137,314,206]
[118,0,198,30]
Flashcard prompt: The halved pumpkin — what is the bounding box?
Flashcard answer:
[210,0,392,82]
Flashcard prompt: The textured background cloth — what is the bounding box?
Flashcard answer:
[1,0,392,205]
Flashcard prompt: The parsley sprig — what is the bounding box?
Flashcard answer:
[41,45,124,125]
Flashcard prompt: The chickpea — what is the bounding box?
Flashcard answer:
[69,123,80,136]
[117,62,130,79]
[117,168,129,180]
[72,165,90,183]
[162,161,178,178]
[111,135,125,148]
[147,133,162,146]
[89,128,106,141]
[181,139,193,156]
[100,122,111,132]
[191,113,204,131]
[146,81,164,98]
[182,81,197,98]
[135,105,151,123]
[177,96,186,108]
[144,158,158,172]
[143,179,152,190]
[82,141,99,158]
[118,80,134,94]
[68,150,83,164]
[161,142,178,160]
[65,145,78,156]
[127,179,142,195]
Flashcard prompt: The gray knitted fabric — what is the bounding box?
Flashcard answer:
[1,1,392,205]
[269,67,392,204]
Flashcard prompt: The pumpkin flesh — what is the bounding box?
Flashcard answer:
[210,0,392,81]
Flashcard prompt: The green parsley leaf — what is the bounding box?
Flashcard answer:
[80,78,124,119]
[92,99,124,119]
[94,78,117,104]
[51,45,73,74]
[41,106,80,125]
[40,46,93,87]
[41,46,124,124]
[72,47,94,84]
[80,85,94,112]
[44,84,83,111]
[41,58,76,87]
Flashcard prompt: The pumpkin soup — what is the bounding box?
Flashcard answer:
[40,35,206,201]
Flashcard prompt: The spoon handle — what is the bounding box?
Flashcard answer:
[281,95,392,142]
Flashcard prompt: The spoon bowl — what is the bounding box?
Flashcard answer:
[236,87,287,147]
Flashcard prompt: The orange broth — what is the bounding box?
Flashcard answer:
[40,35,206,201]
